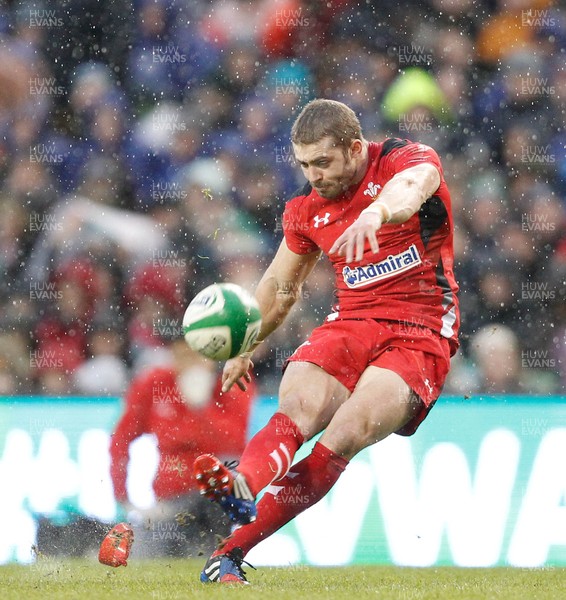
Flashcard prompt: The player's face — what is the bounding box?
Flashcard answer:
[293,137,359,199]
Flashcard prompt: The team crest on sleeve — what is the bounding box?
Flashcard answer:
[363,182,382,200]
[342,244,422,287]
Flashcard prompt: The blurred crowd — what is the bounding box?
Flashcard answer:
[0,0,564,397]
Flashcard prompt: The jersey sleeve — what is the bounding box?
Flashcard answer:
[109,371,152,502]
[380,139,444,183]
[196,376,256,455]
[282,194,318,255]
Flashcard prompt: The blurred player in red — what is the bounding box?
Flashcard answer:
[109,337,255,558]
[196,99,460,583]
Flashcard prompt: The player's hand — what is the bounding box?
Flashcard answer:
[329,212,382,263]
[222,355,253,392]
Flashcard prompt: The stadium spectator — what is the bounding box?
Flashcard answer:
[0,331,32,395]
[125,261,187,369]
[31,258,99,393]
[201,0,270,49]
[40,0,134,93]
[109,336,256,557]
[73,324,129,396]
[213,44,262,106]
[126,0,188,105]
[475,0,554,65]
[470,324,558,394]
[0,194,34,295]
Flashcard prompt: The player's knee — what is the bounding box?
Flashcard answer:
[320,418,375,459]
[322,389,420,458]
[278,391,329,441]
[345,418,383,453]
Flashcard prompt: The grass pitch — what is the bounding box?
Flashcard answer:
[0,559,564,600]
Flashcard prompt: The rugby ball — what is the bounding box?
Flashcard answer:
[182,283,262,361]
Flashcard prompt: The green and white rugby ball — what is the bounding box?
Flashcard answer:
[182,283,262,361]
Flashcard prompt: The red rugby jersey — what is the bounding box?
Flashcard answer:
[110,367,255,501]
[282,139,460,352]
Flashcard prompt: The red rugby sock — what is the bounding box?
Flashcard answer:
[221,442,348,557]
[236,412,304,498]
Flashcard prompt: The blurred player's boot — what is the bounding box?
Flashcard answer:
[193,454,257,525]
[98,522,134,567]
[200,547,254,584]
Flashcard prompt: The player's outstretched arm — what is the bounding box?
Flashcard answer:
[329,163,441,263]
[222,240,321,392]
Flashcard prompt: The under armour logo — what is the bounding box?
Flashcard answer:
[363,182,382,199]
[313,212,330,228]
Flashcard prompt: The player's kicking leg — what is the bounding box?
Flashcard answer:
[195,362,348,582]
[194,362,347,524]
[201,365,420,583]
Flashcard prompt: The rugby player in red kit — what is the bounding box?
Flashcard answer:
[195,99,460,583]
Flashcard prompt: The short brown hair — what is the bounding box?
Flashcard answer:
[291,99,363,149]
